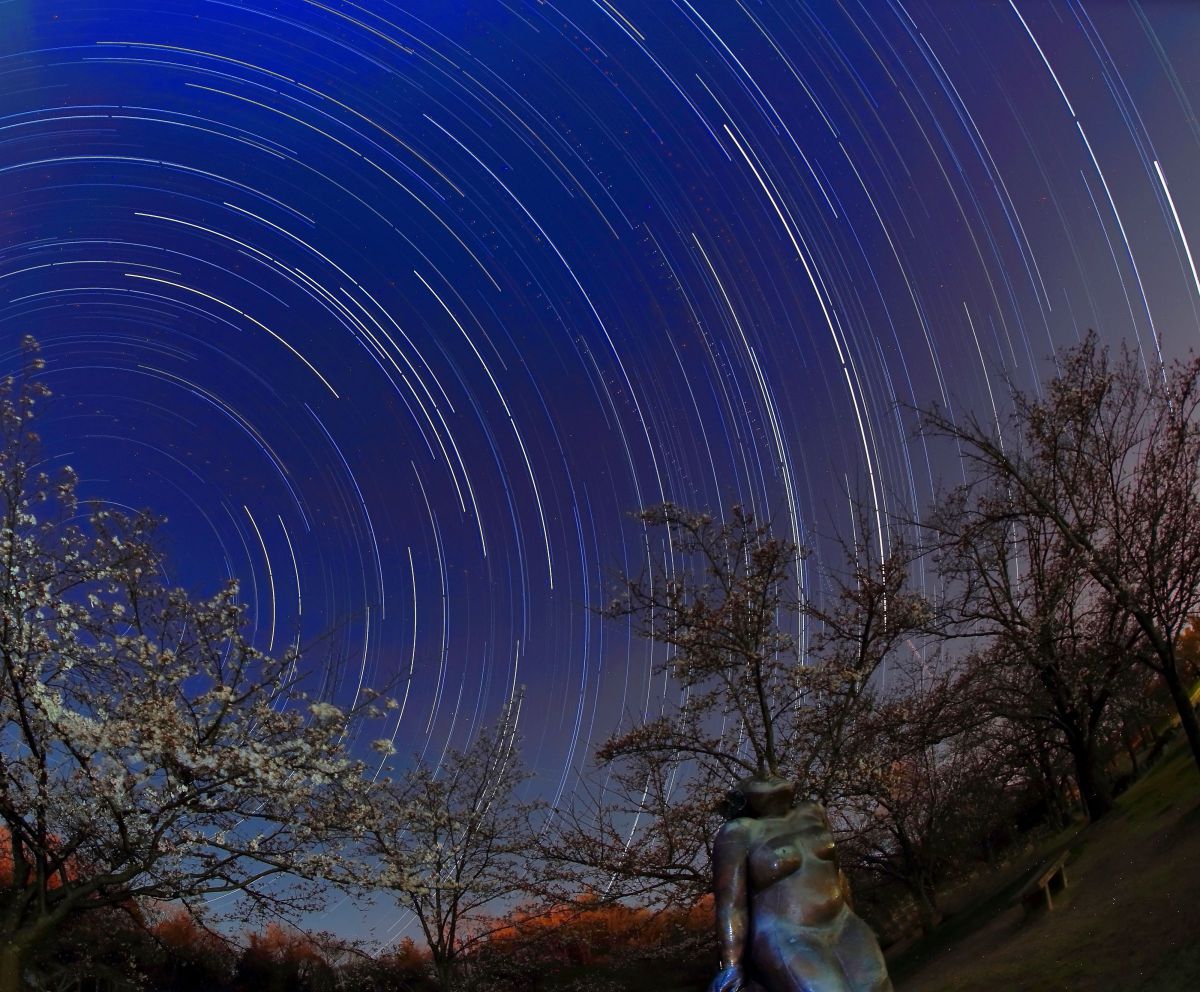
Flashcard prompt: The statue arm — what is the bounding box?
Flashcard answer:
[712,821,750,971]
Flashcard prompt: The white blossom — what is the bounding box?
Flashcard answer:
[0,349,387,974]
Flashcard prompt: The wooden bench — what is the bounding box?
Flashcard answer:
[1018,851,1070,913]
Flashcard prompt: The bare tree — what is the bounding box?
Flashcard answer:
[366,704,536,992]
[533,723,729,910]
[974,713,1077,830]
[539,504,933,909]
[801,521,936,804]
[534,505,802,909]
[922,334,1200,775]
[838,705,1002,936]
[0,341,379,992]
[931,485,1138,820]
[602,504,802,781]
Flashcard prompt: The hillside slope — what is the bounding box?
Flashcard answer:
[896,744,1200,992]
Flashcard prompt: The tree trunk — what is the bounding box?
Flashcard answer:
[0,942,25,992]
[1067,738,1113,822]
[1160,663,1200,776]
[1122,720,1140,776]
[1031,746,1071,828]
[1041,776,1072,830]
[433,956,455,992]
[910,880,942,937]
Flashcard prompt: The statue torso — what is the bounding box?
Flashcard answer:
[738,801,846,930]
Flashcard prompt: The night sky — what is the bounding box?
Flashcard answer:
[4,0,1200,942]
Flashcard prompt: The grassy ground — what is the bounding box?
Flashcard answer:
[892,741,1200,992]
[557,739,1199,991]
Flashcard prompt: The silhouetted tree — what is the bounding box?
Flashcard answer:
[540,504,934,909]
[801,520,936,805]
[837,690,1002,936]
[931,485,1137,820]
[539,504,804,908]
[336,937,436,992]
[234,923,335,992]
[148,906,236,992]
[922,333,1200,774]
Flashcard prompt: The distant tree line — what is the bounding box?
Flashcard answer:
[9,895,719,992]
[3,333,1200,992]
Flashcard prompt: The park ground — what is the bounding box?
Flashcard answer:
[891,740,1200,992]
[504,740,1200,992]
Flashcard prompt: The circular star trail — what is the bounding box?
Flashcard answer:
[3,0,1200,939]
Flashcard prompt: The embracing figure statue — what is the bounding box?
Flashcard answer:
[708,775,893,992]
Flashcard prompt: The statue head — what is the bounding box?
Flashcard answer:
[724,773,796,819]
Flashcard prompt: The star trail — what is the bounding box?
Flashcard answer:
[3,0,1200,941]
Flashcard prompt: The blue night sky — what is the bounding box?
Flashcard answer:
[3,0,1200,942]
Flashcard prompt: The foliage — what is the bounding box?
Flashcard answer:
[921,332,1200,774]
[467,897,713,992]
[540,503,939,910]
[336,937,436,992]
[363,704,537,991]
[0,339,379,990]
[234,923,338,992]
[931,481,1138,820]
[149,906,237,991]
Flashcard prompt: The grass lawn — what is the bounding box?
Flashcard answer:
[893,741,1200,991]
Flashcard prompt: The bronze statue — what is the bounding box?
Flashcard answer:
[709,775,893,992]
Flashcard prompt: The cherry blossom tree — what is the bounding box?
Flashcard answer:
[837,710,1001,936]
[364,704,537,992]
[0,340,378,992]
[800,523,936,805]
[539,504,934,908]
[534,727,722,908]
[931,486,1139,821]
[535,504,803,908]
[921,333,1200,775]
